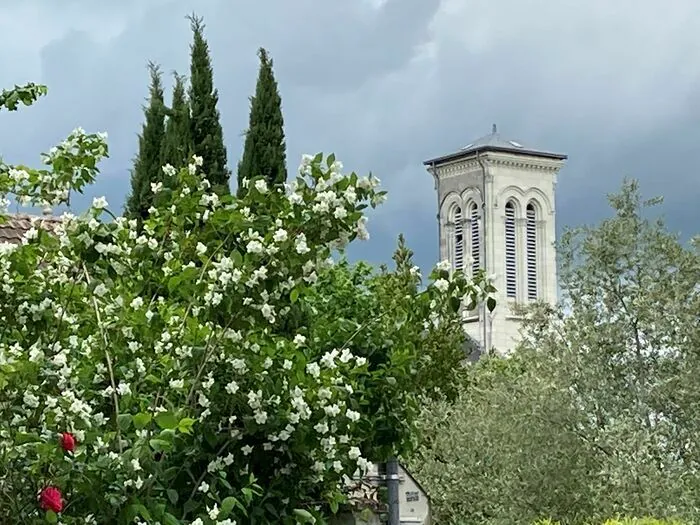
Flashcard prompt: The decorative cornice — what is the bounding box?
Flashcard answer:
[431,152,563,181]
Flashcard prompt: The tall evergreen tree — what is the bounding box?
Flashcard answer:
[237,47,287,197]
[161,72,191,171]
[126,62,166,220]
[187,14,229,194]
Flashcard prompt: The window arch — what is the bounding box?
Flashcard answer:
[453,206,464,271]
[505,200,517,298]
[469,202,480,275]
[526,201,538,300]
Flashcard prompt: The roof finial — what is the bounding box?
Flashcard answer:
[492,123,497,134]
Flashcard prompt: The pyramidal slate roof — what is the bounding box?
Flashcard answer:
[424,124,567,166]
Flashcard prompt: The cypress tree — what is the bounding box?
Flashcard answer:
[126,62,166,220]
[237,47,287,197]
[187,14,230,194]
[161,72,191,171]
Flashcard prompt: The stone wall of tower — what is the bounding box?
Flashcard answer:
[432,151,564,355]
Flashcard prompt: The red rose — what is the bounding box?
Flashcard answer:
[39,486,63,513]
[59,432,76,453]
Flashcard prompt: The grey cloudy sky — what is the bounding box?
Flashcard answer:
[1,0,698,273]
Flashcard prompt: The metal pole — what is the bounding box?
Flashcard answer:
[386,458,400,525]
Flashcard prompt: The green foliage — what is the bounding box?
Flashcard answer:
[187,14,230,194]
[237,47,287,196]
[161,72,191,171]
[533,518,684,525]
[126,62,167,220]
[0,85,494,524]
[409,180,700,524]
[0,83,48,112]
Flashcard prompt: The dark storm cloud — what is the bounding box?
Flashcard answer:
[1,0,698,275]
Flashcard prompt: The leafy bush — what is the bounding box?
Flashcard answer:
[533,518,684,525]
[0,83,493,524]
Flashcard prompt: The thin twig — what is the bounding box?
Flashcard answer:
[82,263,122,453]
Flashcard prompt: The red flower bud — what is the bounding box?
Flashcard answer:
[59,432,76,453]
[39,486,64,513]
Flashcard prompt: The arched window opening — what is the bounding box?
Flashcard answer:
[505,201,517,298]
[453,206,464,271]
[526,202,538,300]
[469,202,480,275]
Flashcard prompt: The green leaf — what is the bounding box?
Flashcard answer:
[15,432,40,445]
[293,508,316,523]
[487,296,496,312]
[162,513,180,525]
[127,504,152,521]
[45,510,58,524]
[133,412,152,429]
[155,411,178,430]
[117,413,133,431]
[149,438,173,452]
[166,488,179,505]
[177,417,196,434]
[221,496,239,516]
[449,296,461,313]
[145,374,162,384]
[290,288,300,303]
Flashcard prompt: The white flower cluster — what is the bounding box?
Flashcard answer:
[0,150,490,522]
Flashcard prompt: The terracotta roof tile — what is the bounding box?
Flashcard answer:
[0,213,62,244]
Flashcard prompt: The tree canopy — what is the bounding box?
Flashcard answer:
[409,180,700,524]
[237,48,287,196]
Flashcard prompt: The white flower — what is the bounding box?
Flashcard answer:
[254,179,268,193]
[273,228,288,242]
[92,196,108,209]
[162,164,177,177]
[193,155,203,166]
[242,444,253,455]
[348,446,361,460]
[93,283,108,297]
[314,421,329,434]
[436,259,451,272]
[295,234,310,255]
[293,334,306,346]
[208,504,220,520]
[169,378,184,389]
[433,278,449,293]
[225,380,239,394]
[246,240,264,254]
[346,409,361,422]
[355,217,370,241]
[131,458,142,471]
[151,181,163,194]
[333,206,347,219]
[198,481,209,493]
[130,297,144,309]
[196,242,207,256]
[306,362,320,378]
[117,382,132,396]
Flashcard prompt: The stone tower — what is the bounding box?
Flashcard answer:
[424,125,567,354]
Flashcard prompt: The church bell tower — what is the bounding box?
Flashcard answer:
[424,125,567,355]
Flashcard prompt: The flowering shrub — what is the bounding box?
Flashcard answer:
[0,84,493,524]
